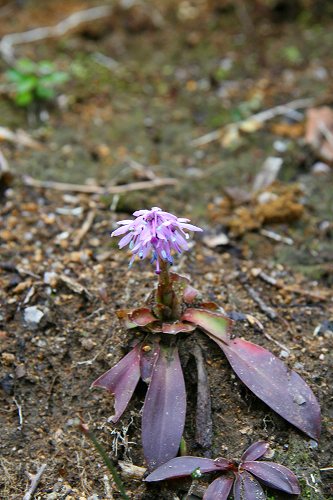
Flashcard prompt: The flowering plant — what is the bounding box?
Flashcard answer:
[145,441,300,500]
[92,207,320,471]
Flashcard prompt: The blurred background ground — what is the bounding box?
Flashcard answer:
[0,0,332,498]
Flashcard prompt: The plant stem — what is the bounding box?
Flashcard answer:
[156,259,174,310]
[180,436,187,456]
[80,422,129,500]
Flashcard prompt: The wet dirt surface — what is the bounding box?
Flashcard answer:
[0,1,332,498]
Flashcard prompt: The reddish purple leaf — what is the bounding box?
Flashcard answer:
[170,271,190,284]
[203,476,234,500]
[145,322,163,333]
[142,346,186,470]
[183,284,200,303]
[129,307,157,326]
[145,456,223,482]
[182,308,232,343]
[140,343,160,383]
[241,441,270,462]
[233,471,266,500]
[91,344,141,423]
[220,338,321,440]
[198,301,221,311]
[242,461,300,495]
[162,321,196,334]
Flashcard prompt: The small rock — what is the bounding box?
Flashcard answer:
[0,374,14,395]
[239,426,252,435]
[24,306,45,328]
[1,352,15,365]
[89,237,100,247]
[273,140,288,153]
[203,233,229,248]
[257,191,278,205]
[264,447,275,459]
[80,338,95,351]
[15,365,26,378]
[311,162,331,175]
[279,350,289,359]
[44,272,58,287]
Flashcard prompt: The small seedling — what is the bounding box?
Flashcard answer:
[92,207,320,471]
[5,58,69,107]
[79,420,129,500]
[145,441,300,500]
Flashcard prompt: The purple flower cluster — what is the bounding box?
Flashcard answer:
[111,207,202,273]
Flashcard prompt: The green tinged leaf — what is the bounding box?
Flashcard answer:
[38,61,56,74]
[35,84,56,100]
[16,58,37,74]
[5,69,24,83]
[16,76,38,93]
[15,92,33,106]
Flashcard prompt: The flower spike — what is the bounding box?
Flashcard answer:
[111,207,203,273]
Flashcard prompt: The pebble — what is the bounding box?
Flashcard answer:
[80,338,95,351]
[24,306,45,327]
[273,140,288,152]
[257,191,278,205]
[311,162,331,175]
[1,352,15,365]
[203,233,229,248]
[15,365,26,378]
[44,272,58,287]
[263,447,275,459]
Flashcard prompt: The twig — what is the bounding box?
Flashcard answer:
[23,463,47,500]
[73,209,96,247]
[103,474,113,499]
[260,229,294,246]
[318,121,333,148]
[0,126,41,149]
[13,398,23,430]
[118,461,146,480]
[192,344,212,455]
[239,274,278,321]
[190,98,314,147]
[263,331,290,354]
[126,158,156,180]
[93,52,120,71]
[0,5,112,63]
[23,175,178,194]
[76,350,102,366]
[255,269,328,302]
[59,274,92,299]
